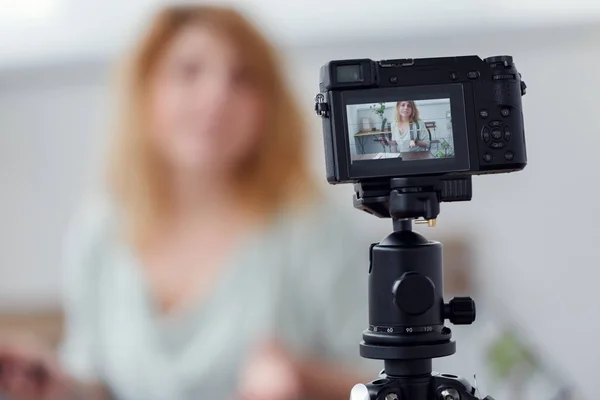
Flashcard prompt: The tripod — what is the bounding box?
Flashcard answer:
[350,177,494,400]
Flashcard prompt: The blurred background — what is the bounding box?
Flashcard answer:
[0,0,598,399]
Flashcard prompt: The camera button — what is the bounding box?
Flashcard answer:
[389,76,399,84]
[504,128,512,142]
[489,120,502,127]
[467,70,480,79]
[483,153,493,163]
[505,151,515,161]
[490,141,505,149]
[449,72,459,80]
[501,108,510,117]
[481,128,491,143]
[479,110,489,118]
[491,129,503,140]
[493,73,515,80]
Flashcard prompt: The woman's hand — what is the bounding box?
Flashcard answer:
[0,335,68,400]
[238,340,302,400]
[409,140,416,148]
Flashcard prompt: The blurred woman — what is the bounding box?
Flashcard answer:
[390,101,431,154]
[0,5,376,400]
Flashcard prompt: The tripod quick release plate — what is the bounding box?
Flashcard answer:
[354,176,472,220]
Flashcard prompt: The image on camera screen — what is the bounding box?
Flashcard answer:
[346,99,455,162]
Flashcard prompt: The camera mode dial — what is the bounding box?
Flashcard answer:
[484,55,513,65]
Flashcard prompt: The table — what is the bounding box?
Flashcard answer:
[352,153,400,161]
[352,151,434,161]
[354,130,392,154]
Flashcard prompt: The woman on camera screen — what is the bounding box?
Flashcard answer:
[390,101,431,154]
[0,5,375,400]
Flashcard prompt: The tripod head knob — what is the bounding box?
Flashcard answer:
[445,297,476,325]
[392,272,435,315]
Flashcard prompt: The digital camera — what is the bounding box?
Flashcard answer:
[315,55,527,184]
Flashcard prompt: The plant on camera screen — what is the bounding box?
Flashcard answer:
[434,139,455,158]
[370,103,386,120]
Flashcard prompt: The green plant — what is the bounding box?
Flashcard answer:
[486,331,538,383]
[434,139,455,158]
[370,103,386,120]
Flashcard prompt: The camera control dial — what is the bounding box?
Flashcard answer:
[484,55,513,65]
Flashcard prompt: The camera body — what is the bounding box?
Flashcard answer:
[316,55,527,184]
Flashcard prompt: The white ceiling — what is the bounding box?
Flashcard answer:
[1,0,600,69]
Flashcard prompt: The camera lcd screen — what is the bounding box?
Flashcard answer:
[346,99,454,162]
[341,84,470,179]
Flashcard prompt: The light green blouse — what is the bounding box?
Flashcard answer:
[58,196,380,400]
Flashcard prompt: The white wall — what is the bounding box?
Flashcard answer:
[356,104,387,132]
[416,101,452,140]
[3,0,600,69]
[285,24,600,399]
[346,104,360,156]
[0,22,599,398]
[353,100,451,140]
[0,63,111,310]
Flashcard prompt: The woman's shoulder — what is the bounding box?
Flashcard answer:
[274,195,362,244]
[60,193,122,310]
[268,194,371,275]
[63,192,120,263]
[68,192,116,232]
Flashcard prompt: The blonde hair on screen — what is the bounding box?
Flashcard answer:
[395,100,420,125]
[108,5,317,249]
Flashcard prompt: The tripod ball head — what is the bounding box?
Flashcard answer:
[347,179,492,399]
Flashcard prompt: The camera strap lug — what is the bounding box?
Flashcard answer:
[314,93,329,118]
